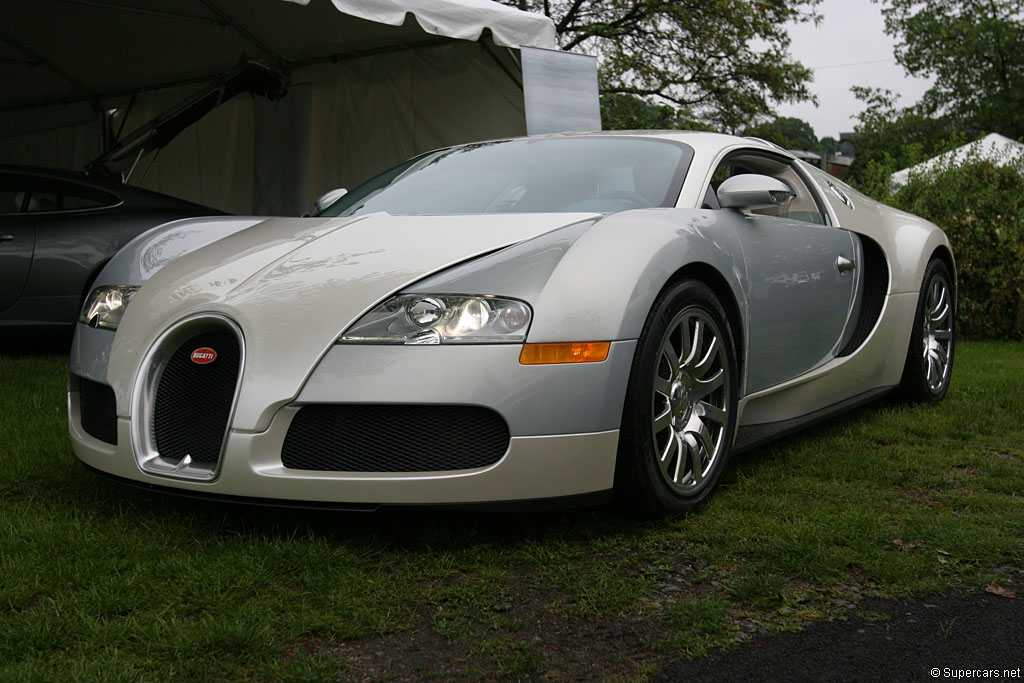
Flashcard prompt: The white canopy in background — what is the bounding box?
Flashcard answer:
[890,133,1024,187]
[0,0,580,214]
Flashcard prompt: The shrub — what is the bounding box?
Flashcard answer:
[884,158,1024,340]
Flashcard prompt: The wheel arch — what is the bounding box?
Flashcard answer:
[929,244,957,291]
[660,261,745,388]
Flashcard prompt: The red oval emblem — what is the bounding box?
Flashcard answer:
[190,347,217,364]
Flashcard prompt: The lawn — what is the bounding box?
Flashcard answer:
[1,342,1022,680]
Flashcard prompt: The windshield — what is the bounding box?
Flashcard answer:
[320,137,693,217]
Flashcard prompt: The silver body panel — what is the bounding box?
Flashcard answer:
[68,131,953,505]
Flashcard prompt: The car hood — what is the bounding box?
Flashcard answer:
[108,211,598,430]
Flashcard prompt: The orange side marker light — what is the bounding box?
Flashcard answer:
[519,342,611,365]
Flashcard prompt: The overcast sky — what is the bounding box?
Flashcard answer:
[775,0,933,139]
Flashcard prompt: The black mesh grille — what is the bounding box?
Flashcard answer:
[152,329,240,465]
[281,404,510,472]
[79,377,117,445]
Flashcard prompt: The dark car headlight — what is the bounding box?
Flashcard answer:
[338,294,531,345]
[80,285,139,330]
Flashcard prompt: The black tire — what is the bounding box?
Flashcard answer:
[616,280,739,515]
[900,258,955,403]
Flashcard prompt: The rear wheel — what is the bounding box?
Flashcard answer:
[900,258,955,402]
[617,280,738,515]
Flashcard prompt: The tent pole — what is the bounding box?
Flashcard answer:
[196,0,286,68]
[480,42,523,90]
[0,31,96,99]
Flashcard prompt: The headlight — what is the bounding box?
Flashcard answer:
[80,285,140,330]
[339,294,532,345]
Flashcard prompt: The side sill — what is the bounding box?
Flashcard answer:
[734,385,896,453]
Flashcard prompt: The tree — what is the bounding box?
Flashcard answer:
[877,0,1024,139]
[844,86,962,192]
[742,116,820,150]
[501,0,821,131]
[599,93,714,131]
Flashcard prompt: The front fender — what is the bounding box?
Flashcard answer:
[526,208,749,343]
[89,215,271,288]
[71,215,269,383]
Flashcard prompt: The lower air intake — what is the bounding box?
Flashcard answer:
[281,404,510,472]
[79,377,117,445]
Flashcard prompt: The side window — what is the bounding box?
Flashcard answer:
[63,192,111,210]
[27,191,59,213]
[707,152,828,225]
[23,178,119,213]
[0,174,29,215]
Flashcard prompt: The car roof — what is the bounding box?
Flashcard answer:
[0,164,222,213]
[440,130,791,160]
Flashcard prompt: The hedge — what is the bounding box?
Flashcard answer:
[861,157,1024,340]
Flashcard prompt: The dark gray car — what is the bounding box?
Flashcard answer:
[0,166,222,346]
[0,61,286,348]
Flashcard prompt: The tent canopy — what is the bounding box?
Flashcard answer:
[0,1,597,216]
[0,0,556,112]
[890,133,1024,187]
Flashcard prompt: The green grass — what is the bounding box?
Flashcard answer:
[1,343,1022,680]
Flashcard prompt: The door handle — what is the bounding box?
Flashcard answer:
[0,234,14,242]
[836,255,855,274]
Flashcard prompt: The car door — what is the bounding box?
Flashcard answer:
[735,213,857,393]
[707,151,858,394]
[0,174,35,312]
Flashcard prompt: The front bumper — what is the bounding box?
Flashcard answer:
[69,340,636,505]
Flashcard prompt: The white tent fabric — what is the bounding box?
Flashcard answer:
[294,0,556,49]
[0,0,556,110]
[0,0,558,214]
[890,133,1024,187]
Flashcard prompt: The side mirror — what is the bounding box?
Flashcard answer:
[716,174,795,211]
[313,188,348,215]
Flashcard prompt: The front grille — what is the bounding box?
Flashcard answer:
[79,377,117,445]
[152,329,240,465]
[281,404,510,472]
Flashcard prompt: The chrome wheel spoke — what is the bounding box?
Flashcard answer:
[697,401,726,426]
[681,319,702,368]
[652,407,672,434]
[689,420,715,458]
[660,428,679,463]
[671,435,684,482]
[928,302,949,326]
[684,433,704,484]
[931,281,946,312]
[658,343,677,382]
[691,369,723,400]
[693,335,720,376]
[925,354,937,384]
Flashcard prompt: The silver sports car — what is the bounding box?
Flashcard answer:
[68,132,955,514]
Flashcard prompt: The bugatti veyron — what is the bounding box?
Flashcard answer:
[67,132,955,514]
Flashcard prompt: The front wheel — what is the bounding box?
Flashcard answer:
[900,258,955,403]
[616,280,738,515]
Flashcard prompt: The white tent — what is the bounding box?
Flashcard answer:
[0,0,595,214]
[890,133,1024,187]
